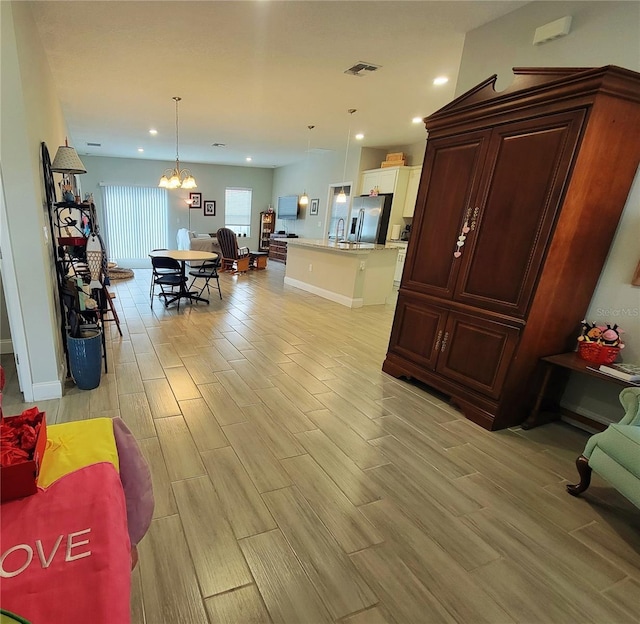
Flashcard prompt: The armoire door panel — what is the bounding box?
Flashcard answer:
[454,110,586,317]
[388,296,448,370]
[404,131,489,298]
[436,312,520,399]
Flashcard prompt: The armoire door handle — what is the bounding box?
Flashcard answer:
[440,331,449,352]
[434,330,443,351]
[453,207,473,259]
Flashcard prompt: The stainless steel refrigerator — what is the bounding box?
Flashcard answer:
[347,194,393,244]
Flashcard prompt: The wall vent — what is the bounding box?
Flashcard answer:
[344,62,381,77]
[533,16,572,45]
[211,143,226,148]
[86,142,101,147]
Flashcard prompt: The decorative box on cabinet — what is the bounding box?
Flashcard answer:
[259,211,276,251]
[383,65,640,431]
[268,234,290,263]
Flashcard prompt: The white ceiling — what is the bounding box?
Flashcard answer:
[29,1,528,169]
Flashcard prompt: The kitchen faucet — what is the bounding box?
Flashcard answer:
[335,218,345,241]
[355,209,365,242]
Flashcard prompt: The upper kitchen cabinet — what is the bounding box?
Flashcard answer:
[360,167,402,195]
[384,66,640,431]
[402,166,422,218]
[359,165,410,241]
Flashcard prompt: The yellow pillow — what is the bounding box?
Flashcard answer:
[37,418,119,488]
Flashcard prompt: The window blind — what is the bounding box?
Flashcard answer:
[101,185,168,264]
[225,188,252,237]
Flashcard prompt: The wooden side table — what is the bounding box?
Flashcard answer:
[522,352,638,430]
[250,251,268,269]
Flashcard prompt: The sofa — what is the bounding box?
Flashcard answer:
[176,229,222,265]
[567,387,640,509]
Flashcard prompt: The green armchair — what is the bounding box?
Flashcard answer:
[567,387,640,509]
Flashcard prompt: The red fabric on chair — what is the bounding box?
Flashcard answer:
[0,462,131,623]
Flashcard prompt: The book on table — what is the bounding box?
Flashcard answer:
[598,362,640,382]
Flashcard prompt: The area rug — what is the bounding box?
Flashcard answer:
[108,267,134,280]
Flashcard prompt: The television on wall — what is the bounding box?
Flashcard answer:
[277,195,299,220]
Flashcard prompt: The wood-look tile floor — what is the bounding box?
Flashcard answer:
[3,263,640,624]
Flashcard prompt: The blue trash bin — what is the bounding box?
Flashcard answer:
[67,328,102,390]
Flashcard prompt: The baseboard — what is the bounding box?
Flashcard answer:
[31,379,63,401]
[284,277,363,308]
[0,338,14,354]
[557,405,607,433]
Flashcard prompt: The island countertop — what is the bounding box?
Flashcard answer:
[285,238,396,254]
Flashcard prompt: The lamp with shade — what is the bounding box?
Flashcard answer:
[50,138,87,203]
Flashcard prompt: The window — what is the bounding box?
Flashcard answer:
[101,185,168,266]
[225,188,252,237]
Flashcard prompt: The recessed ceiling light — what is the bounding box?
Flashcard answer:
[412,117,423,124]
[246,157,252,162]
[149,129,158,135]
[137,148,144,152]
[433,76,449,86]
[355,133,364,140]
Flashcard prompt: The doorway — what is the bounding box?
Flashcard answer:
[326,184,351,240]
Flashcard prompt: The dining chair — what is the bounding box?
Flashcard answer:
[150,256,186,310]
[187,258,223,301]
[149,249,171,299]
[216,228,251,273]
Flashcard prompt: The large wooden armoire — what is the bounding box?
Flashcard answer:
[383,66,640,431]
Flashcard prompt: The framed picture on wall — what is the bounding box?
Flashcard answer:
[310,198,319,216]
[189,192,201,208]
[203,200,216,216]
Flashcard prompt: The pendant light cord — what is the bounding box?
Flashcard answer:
[305,125,314,188]
[340,109,357,192]
[174,96,182,168]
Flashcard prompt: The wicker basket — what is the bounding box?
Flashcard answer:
[577,342,620,365]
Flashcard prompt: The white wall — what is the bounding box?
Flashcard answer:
[457,0,640,424]
[1,1,69,398]
[81,156,274,267]
[272,140,429,241]
[272,146,360,240]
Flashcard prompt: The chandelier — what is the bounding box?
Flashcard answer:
[158,97,197,190]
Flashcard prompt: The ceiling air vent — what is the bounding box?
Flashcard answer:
[344,62,381,77]
[86,142,101,147]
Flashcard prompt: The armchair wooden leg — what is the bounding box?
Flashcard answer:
[566,455,592,497]
[236,256,250,273]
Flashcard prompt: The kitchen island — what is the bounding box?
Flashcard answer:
[284,239,398,308]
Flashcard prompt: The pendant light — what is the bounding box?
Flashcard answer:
[299,125,315,207]
[158,97,197,190]
[336,109,356,204]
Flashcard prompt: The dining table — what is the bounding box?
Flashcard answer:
[149,249,219,307]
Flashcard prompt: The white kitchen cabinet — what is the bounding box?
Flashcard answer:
[358,166,410,242]
[391,243,407,284]
[360,168,398,195]
[402,166,422,218]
